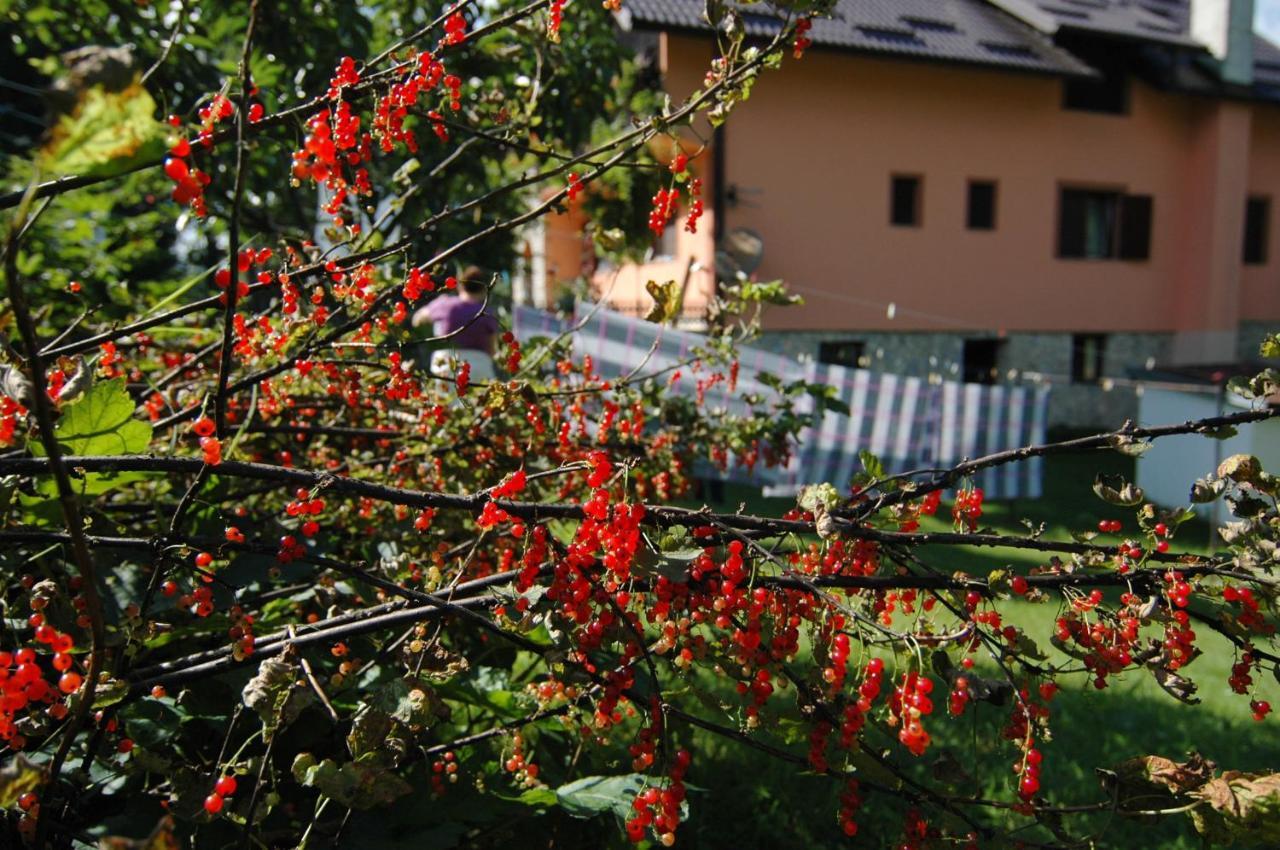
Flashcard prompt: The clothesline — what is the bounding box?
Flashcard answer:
[511,303,1050,499]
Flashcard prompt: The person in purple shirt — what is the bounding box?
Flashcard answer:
[411,267,500,380]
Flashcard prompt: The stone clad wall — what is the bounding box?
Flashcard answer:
[752,329,1176,430]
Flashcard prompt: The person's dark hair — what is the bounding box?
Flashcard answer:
[461,265,487,296]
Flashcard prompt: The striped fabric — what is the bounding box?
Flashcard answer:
[511,302,572,339]
[509,304,1050,499]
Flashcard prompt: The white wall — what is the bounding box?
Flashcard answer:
[1136,387,1280,516]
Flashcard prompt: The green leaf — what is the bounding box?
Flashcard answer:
[32,378,151,457]
[40,83,168,179]
[555,773,647,820]
[859,450,885,482]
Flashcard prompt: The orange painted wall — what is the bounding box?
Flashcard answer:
[1244,106,1280,321]
[581,32,1280,337]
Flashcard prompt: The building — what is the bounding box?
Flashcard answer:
[528,0,1280,427]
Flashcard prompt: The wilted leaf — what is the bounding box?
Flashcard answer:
[1147,665,1201,704]
[347,705,393,759]
[1219,454,1263,484]
[292,755,412,809]
[0,755,45,808]
[798,483,840,513]
[370,677,440,726]
[644,279,682,324]
[1191,476,1227,504]
[1190,771,1280,847]
[1114,754,1215,796]
[242,654,313,737]
[1093,473,1144,507]
[41,82,168,178]
[415,643,470,681]
[1109,435,1152,457]
[97,816,180,850]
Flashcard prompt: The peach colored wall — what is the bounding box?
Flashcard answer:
[1244,107,1280,321]
[590,32,1280,335]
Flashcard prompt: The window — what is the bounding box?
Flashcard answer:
[1071,334,1106,383]
[818,340,866,368]
[1244,196,1270,265]
[967,180,997,230]
[1061,39,1129,114]
[890,175,921,227]
[1058,188,1152,260]
[962,339,1002,385]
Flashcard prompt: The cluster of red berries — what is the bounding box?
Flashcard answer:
[501,332,523,373]
[276,533,306,564]
[99,340,123,379]
[1096,518,1123,533]
[565,172,583,201]
[203,774,239,815]
[443,10,468,45]
[948,676,971,716]
[285,489,326,537]
[1016,746,1045,801]
[1250,699,1272,722]
[1,628,80,749]
[793,18,813,59]
[455,360,471,395]
[587,450,613,487]
[403,267,436,301]
[892,672,934,756]
[430,750,459,793]
[0,394,27,447]
[820,631,850,691]
[684,178,704,234]
[952,487,984,531]
[414,507,437,531]
[547,0,564,40]
[624,748,690,845]
[837,778,862,836]
[162,120,211,218]
[492,468,528,499]
[1223,584,1271,633]
[193,416,223,465]
[648,187,679,237]
[1164,570,1193,609]
[477,500,513,530]
[502,731,540,786]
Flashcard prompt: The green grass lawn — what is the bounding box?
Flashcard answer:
[671,451,1279,849]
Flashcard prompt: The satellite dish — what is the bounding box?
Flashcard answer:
[715,228,764,281]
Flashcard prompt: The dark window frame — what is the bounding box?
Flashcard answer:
[1244,195,1270,265]
[1070,333,1107,384]
[1057,186,1152,261]
[817,340,866,369]
[890,174,922,227]
[966,179,997,230]
[962,338,1003,386]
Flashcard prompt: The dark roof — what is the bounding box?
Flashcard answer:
[994,0,1201,47]
[1255,33,1280,94]
[623,0,1095,75]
